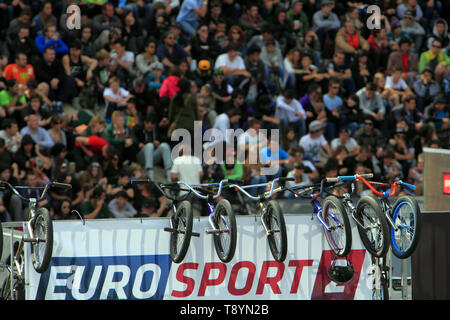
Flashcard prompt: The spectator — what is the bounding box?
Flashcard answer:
[103,76,133,121]
[331,127,359,157]
[312,0,340,50]
[3,52,35,86]
[408,153,424,195]
[275,88,307,139]
[386,37,419,84]
[171,142,203,185]
[175,0,208,39]
[228,25,248,56]
[19,112,55,149]
[259,135,291,179]
[424,95,450,132]
[354,115,385,159]
[134,38,159,78]
[335,20,369,59]
[92,3,123,51]
[326,51,356,95]
[419,39,450,83]
[356,82,386,126]
[214,42,250,88]
[167,78,198,135]
[104,110,138,163]
[0,79,27,120]
[299,120,332,169]
[412,67,441,112]
[426,19,449,50]
[323,78,344,140]
[0,118,21,153]
[384,66,414,107]
[134,112,172,181]
[81,186,112,219]
[35,23,69,56]
[284,162,311,198]
[400,10,425,52]
[238,3,264,39]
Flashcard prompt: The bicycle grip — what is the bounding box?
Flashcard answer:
[131,179,151,184]
[399,181,416,191]
[357,173,373,179]
[325,177,339,182]
[51,182,72,189]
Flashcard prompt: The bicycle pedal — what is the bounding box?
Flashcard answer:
[192,232,200,237]
[206,229,221,235]
[164,227,184,234]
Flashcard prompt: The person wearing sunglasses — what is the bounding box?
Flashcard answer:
[419,39,450,83]
[400,10,425,52]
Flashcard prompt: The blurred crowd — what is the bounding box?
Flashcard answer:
[0,0,449,220]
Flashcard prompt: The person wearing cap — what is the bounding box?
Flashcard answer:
[312,0,340,49]
[145,61,166,91]
[299,119,332,168]
[3,52,35,86]
[400,10,425,52]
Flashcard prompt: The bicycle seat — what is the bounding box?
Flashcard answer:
[327,262,354,283]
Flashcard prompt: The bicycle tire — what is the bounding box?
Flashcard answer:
[30,208,53,274]
[1,273,25,300]
[390,195,421,259]
[170,200,193,263]
[0,221,3,262]
[266,200,288,262]
[322,195,352,257]
[355,196,390,258]
[213,199,237,263]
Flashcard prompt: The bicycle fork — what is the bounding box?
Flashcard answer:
[206,203,229,235]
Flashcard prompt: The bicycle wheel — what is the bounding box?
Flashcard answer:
[322,196,352,257]
[0,221,3,262]
[390,196,421,259]
[265,200,287,262]
[355,196,390,258]
[30,208,53,274]
[213,199,237,263]
[169,200,193,263]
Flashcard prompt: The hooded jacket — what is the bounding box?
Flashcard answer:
[427,19,449,49]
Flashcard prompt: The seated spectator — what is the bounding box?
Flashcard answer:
[299,120,332,169]
[228,25,248,56]
[343,144,374,175]
[384,66,414,107]
[326,51,356,95]
[351,50,374,91]
[104,110,138,163]
[159,66,181,99]
[386,127,415,179]
[134,185,168,218]
[134,38,160,78]
[424,95,450,132]
[340,94,364,135]
[331,128,359,157]
[412,67,441,112]
[103,76,133,121]
[284,162,311,198]
[109,37,135,77]
[19,112,55,150]
[296,50,328,98]
[426,19,449,50]
[312,0,340,50]
[323,78,344,140]
[387,37,419,84]
[47,114,67,147]
[0,79,27,121]
[400,10,425,52]
[389,94,425,137]
[81,186,112,219]
[91,3,123,52]
[354,115,385,159]
[259,136,290,179]
[3,52,35,86]
[419,39,450,83]
[7,26,39,62]
[106,169,134,201]
[157,31,191,70]
[171,143,203,185]
[335,20,369,60]
[214,42,250,88]
[379,148,404,183]
[35,23,69,56]
[134,112,172,181]
[175,0,208,39]
[33,47,75,104]
[275,89,306,139]
[356,82,386,128]
[238,3,265,39]
[0,118,21,154]
[408,153,424,195]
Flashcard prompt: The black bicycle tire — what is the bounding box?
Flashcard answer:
[213,199,237,263]
[390,195,421,259]
[322,195,352,257]
[170,200,193,263]
[0,221,3,264]
[266,200,288,262]
[355,196,390,258]
[30,208,53,274]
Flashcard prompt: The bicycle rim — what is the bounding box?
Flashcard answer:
[170,201,193,263]
[391,197,420,259]
[266,201,287,262]
[322,197,351,257]
[356,197,389,258]
[31,209,53,273]
[213,200,236,263]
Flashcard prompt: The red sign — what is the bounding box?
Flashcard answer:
[443,173,450,194]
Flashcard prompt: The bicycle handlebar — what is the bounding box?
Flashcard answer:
[229,177,295,201]
[325,174,415,197]
[0,180,72,203]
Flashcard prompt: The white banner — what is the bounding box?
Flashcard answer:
[25,215,374,300]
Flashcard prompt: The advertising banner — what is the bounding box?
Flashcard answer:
[25,215,375,300]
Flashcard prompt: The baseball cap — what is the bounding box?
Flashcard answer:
[198,59,211,71]
[309,120,325,132]
[150,61,164,71]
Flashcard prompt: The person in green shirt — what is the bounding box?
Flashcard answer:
[0,79,27,118]
[418,39,450,82]
[80,186,112,219]
[104,110,138,163]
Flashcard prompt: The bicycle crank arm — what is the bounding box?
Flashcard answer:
[163,227,200,237]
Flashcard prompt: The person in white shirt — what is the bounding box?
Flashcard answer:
[214,42,251,87]
[299,120,332,168]
[330,128,359,156]
[171,143,203,186]
[384,66,413,107]
[212,106,241,144]
[284,162,311,198]
[275,89,306,138]
[103,76,133,121]
[0,118,21,153]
